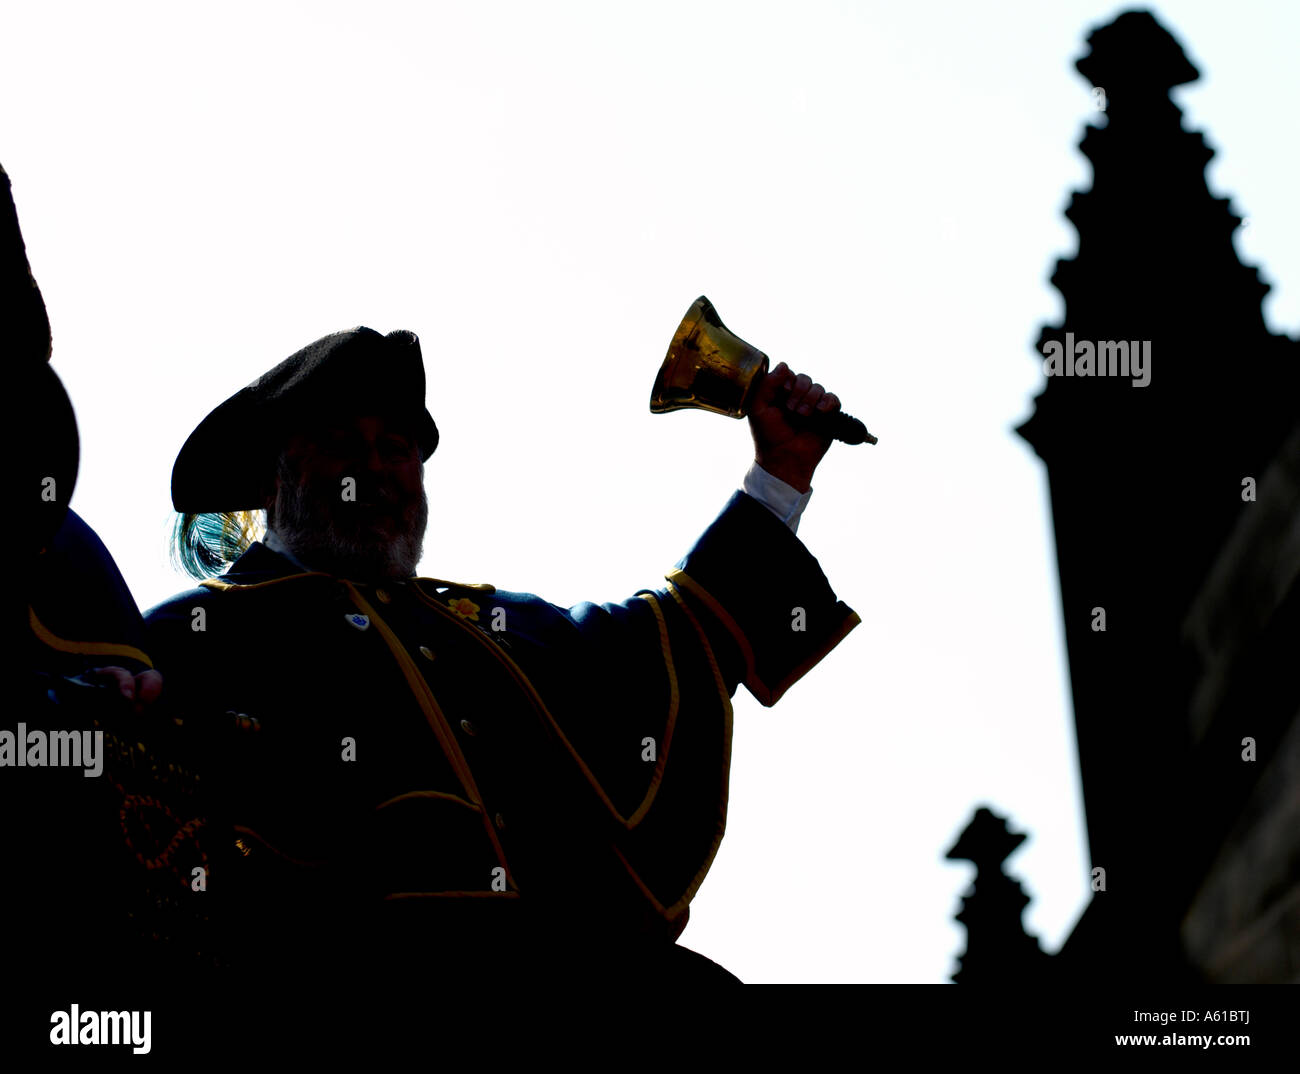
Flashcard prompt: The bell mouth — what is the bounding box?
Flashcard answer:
[650,296,769,419]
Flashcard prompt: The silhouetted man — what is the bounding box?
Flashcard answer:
[143,326,860,997]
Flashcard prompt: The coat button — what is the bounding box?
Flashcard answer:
[375,588,392,604]
[459,719,476,737]
[419,645,435,661]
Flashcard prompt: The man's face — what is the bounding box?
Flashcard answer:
[267,412,428,579]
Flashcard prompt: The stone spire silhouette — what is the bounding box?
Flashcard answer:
[1019,7,1297,504]
[945,806,1048,984]
[1015,8,1299,982]
[1043,9,1269,336]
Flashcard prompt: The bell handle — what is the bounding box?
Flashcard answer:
[770,386,878,446]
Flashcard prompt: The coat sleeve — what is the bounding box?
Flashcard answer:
[518,489,859,939]
[668,489,861,707]
[27,508,154,677]
[19,511,215,987]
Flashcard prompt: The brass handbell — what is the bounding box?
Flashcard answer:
[650,296,877,445]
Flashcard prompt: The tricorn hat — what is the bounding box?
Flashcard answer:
[171,327,438,513]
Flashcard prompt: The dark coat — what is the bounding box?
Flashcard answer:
[142,490,859,990]
[17,509,162,997]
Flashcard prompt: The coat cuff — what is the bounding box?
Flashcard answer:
[667,490,859,706]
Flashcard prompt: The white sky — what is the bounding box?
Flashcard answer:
[5,0,1297,983]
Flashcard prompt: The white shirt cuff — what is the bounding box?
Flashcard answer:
[742,461,812,535]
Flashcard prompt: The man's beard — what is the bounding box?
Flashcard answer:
[271,461,428,581]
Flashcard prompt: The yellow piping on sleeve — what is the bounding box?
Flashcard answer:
[665,567,862,706]
[28,605,154,669]
[765,607,862,706]
[664,567,756,685]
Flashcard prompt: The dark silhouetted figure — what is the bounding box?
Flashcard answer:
[8,159,195,1018]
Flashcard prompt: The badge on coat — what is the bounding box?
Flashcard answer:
[345,613,370,631]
